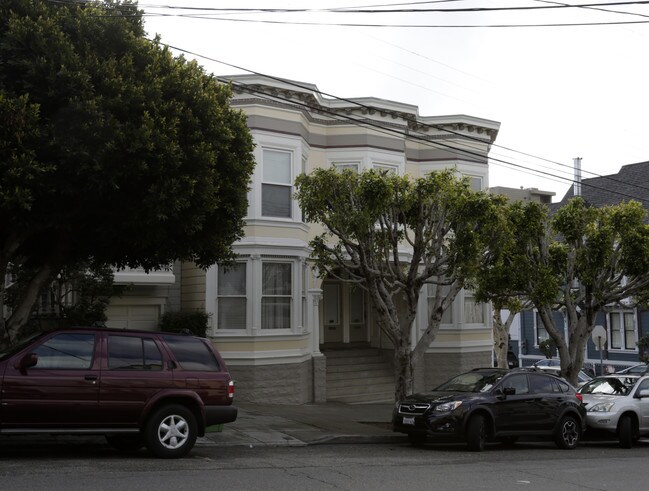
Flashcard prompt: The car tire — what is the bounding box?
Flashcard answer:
[407,433,427,446]
[145,404,197,459]
[554,415,580,450]
[105,434,144,453]
[466,414,486,452]
[618,415,637,449]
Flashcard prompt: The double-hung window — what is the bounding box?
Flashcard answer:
[217,263,247,330]
[262,149,292,218]
[262,262,292,329]
[609,311,635,350]
[333,162,360,173]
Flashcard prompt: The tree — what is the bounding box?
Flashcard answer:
[479,198,649,386]
[295,168,505,401]
[0,1,255,345]
[6,260,122,336]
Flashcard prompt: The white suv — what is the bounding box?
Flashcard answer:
[579,374,649,448]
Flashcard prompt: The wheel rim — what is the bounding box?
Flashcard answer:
[561,420,578,447]
[158,414,189,450]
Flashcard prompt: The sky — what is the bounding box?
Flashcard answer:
[141,1,649,202]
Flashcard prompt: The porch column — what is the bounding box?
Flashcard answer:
[309,288,326,402]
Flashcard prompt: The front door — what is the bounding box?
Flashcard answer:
[322,281,368,345]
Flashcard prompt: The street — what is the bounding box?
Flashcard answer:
[0,438,648,490]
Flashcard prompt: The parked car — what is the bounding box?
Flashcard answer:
[533,359,561,368]
[533,365,592,388]
[579,374,649,448]
[615,363,648,375]
[0,327,237,458]
[393,368,586,451]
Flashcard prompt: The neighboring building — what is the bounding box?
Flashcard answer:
[489,186,555,205]
[516,161,649,372]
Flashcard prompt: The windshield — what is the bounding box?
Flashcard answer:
[435,371,506,393]
[580,376,636,396]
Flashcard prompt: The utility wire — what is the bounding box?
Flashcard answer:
[163,44,649,201]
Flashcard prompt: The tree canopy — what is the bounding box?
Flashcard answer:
[477,197,649,385]
[0,0,255,343]
[295,168,506,401]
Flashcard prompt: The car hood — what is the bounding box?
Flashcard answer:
[401,391,480,404]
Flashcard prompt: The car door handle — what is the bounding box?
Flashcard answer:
[85,375,98,381]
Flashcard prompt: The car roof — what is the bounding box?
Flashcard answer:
[45,326,202,339]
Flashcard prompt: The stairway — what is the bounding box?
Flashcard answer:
[324,347,395,404]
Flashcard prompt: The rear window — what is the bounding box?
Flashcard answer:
[108,335,163,370]
[162,336,220,371]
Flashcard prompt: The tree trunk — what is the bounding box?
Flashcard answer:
[4,264,55,343]
[493,308,513,369]
[393,343,413,402]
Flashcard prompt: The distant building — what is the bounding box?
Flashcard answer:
[489,186,555,205]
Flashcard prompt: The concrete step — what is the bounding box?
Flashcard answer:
[327,382,396,397]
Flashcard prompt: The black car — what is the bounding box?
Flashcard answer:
[393,368,586,451]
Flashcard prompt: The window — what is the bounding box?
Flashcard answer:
[217,263,246,330]
[501,374,529,395]
[464,295,484,324]
[464,175,483,191]
[333,162,360,173]
[262,149,292,218]
[162,336,220,371]
[373,163,398,174]
[530,374,558,394]
[609,311,635,350]
[108,335,162,370]
[33,333,96,369]
[427,284,452,324]
[262,262,292,329]
[535,312,549,344]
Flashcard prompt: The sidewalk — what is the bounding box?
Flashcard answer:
[198,402,407,448]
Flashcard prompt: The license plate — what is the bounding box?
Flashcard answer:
[403,416,415,426]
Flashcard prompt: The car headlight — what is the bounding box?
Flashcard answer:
[589,402,615,412]
[434,401,462,412]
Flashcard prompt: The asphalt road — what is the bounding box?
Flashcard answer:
[0,438,648,490]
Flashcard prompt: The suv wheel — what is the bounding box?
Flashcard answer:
[618,415,637,449]
[105,434,144,453]
[145,404,197,459]
[466,414,487,452]
[554,415,579,449]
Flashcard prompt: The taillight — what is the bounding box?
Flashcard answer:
[228,380,235,399]
[575,392,583,403]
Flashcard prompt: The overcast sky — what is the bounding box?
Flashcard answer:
[141,1,649,202]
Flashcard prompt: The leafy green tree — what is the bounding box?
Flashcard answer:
[0,0,255,344]
[6,261,122,336]
[478,198,649,386]
[295,168,505,401]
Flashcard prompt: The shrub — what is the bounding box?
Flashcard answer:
[159,311,210,338]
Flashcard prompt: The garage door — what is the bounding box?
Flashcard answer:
[105,305,160,331]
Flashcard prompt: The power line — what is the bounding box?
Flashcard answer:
[163,44,649,202]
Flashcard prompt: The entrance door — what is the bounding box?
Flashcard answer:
[322,282,368,345]
[323,283,343,343]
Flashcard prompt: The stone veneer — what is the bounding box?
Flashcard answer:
[227,359,314,404]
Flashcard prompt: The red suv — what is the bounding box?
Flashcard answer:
[0,327,237,458]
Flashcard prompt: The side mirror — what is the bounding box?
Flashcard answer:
[503,387,516,396]
[637,389,649,399]
[15,353,38,371]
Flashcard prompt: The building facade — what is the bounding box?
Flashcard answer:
[105,75,502,403]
